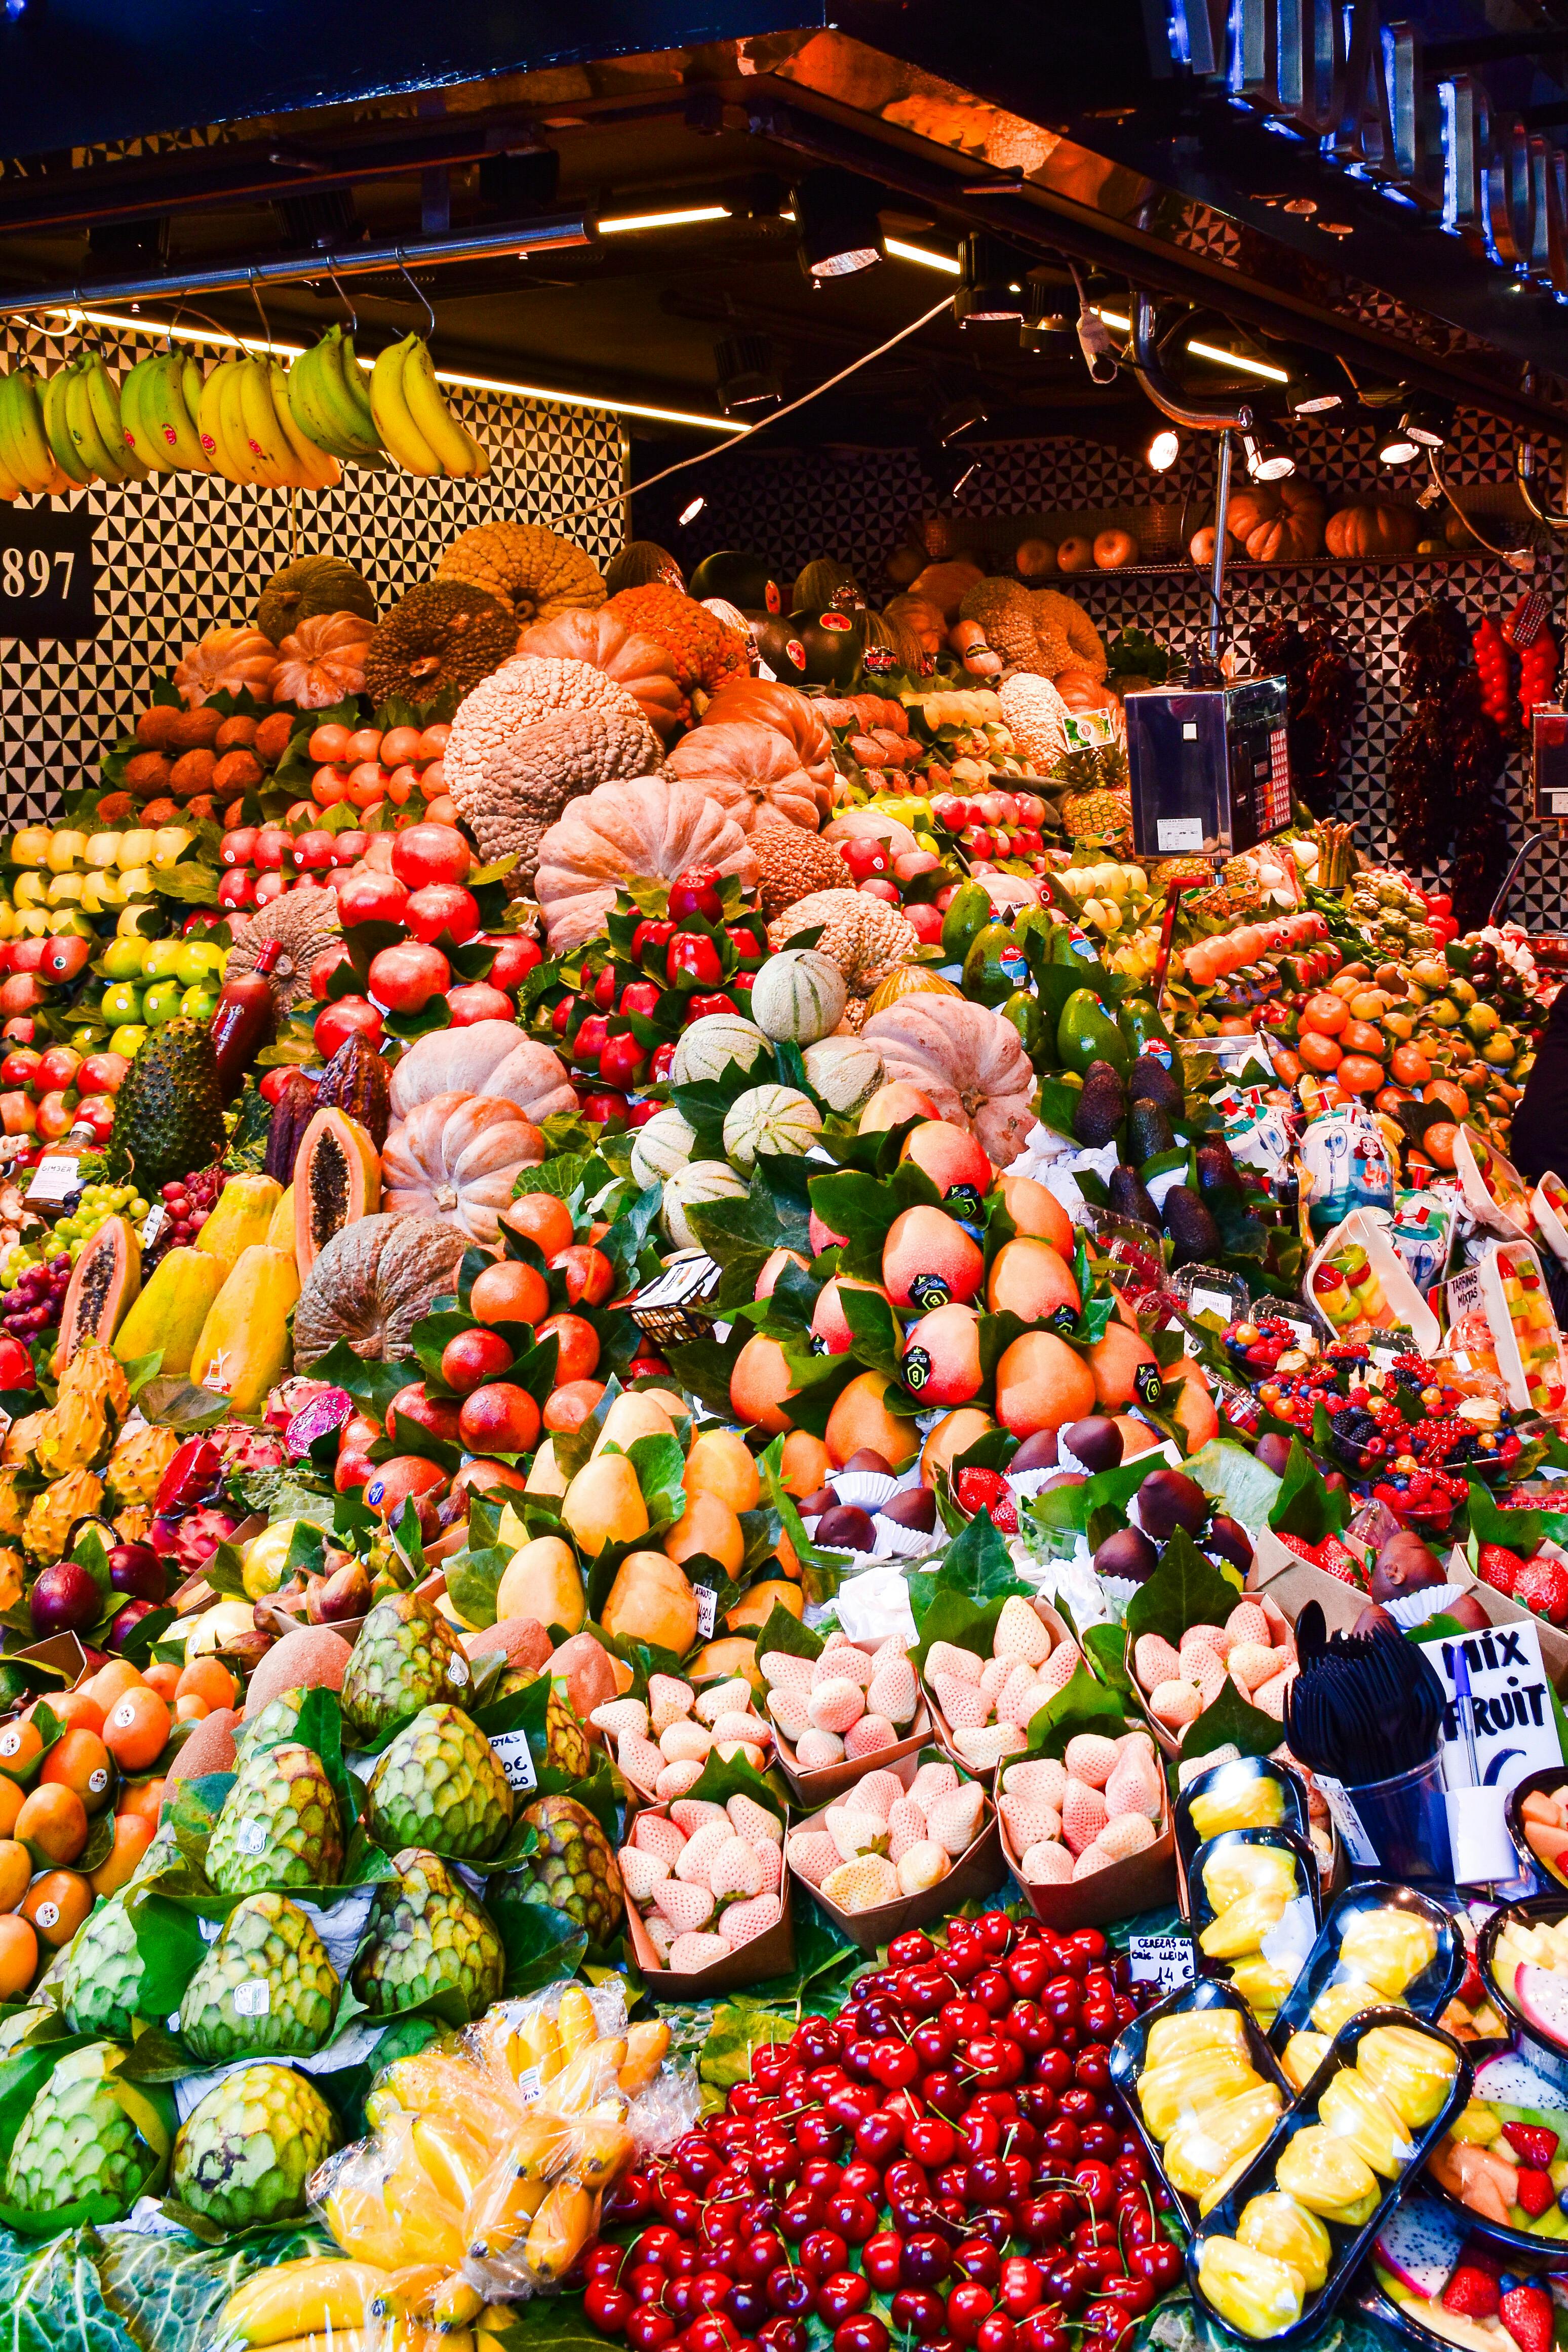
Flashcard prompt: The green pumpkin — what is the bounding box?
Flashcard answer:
[255,554,376,645]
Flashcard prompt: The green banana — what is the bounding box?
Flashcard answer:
[128,352,204,473]
[334,328,379,436]
[65,360,122,480]
[85,355,148,481]
[42,366,94,485]
[2,371,59,493]
[315,328,383,460]
[116,357,158,473]
[286,341,361,463]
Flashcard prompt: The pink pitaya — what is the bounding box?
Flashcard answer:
[151,1505,243,1573]
[284,1388,352,1460]
[212,1423,286,1474]
[266,1376,336,1433]
[153,1437,223,1517]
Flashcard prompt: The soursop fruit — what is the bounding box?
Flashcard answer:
[352,1847,504,2020]
[170,2061,340,2230]
[206,1741,344,1896]
[178,1893,339,2062]
[365,1704,512,1861]
[59,1888,144,2039]
[496,1793,623,1949]
[5,2042,174,2222]
[339,1589,471,1742]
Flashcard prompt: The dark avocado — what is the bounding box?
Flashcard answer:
[1127,1100,1177,1164]
[1073,1061,1127,1149]
[1162,1184,1223,1267]
[1108,1164,1161,1229]
[1195,1137,1241,1197]
[1128,1054,1185,1117]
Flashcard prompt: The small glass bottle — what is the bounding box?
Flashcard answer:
[209,938,283,1102]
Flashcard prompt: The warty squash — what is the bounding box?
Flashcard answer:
[381,1091,546,1244]
[533,776,758,955]
[293,1213,466,1366]
[436,521,606,623]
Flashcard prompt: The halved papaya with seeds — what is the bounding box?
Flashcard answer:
[55,1215,140,1371]
[293,1107,381,1275]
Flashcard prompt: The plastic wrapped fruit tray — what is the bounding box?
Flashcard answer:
[1268,1884,1464,2059]
[1108,1976,1292,2226]
[1173,1756,1311,1918]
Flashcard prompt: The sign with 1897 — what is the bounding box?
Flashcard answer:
[0,505,98,642]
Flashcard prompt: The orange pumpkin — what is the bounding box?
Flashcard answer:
[1015,538,1057,578]
[665,720,826,831]
[907,559,984,622]
[272,611,374,710]
[1055,669,1118,712]
[173,627,280,709]
[1324,503,1419,558]
[884,595,948,657]
[519,607,684,739]
[1222,486,1279,543]
[1244,481,1326,562]
[700,679,836,799]
[1092,529,1138,570]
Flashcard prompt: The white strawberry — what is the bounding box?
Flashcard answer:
[591,1698,651,1742]
[827,1808,889,1861]
[814,1642,875,1690]
[908,1760,959,1808]
[768,1686,811,1740]
[852,1771,904,1820]
[695,1677,754,1724]
[845,1714,895,1759]
[867,1658,917,1726]
[670,1798,727,1837]
[633,1813,687,1864]
[675,1821,733,1885]
[720,1892,782,1945]
[617,1732,667,1792]
[925,1640,982,1685]
[669,1931,731,1972]
[927,1783,985,1855]
[649,1673,696,1734]
[761,1651,815,1692]
[619,1847,672,1904]
[655,1758,704,1802]
[710,1836,765,1901]
[726,1793,783,1848]
[931,1672,989,1729]
[809,1677,865,1735]
[786,1829,838,1885]
[795,1729,845,1768]
[994,1594,1052,1666]
[654,1877,716,1931]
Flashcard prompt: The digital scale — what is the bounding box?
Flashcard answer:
[1124,674,1291,860]
[1532,704,1568,824]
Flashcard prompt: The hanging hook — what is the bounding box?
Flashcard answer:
[395,250,436,341]
[247,268,275,358]
[324,259,358,333]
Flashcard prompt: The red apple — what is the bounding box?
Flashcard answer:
[253,871,287,907]
[448,983,513,1027]
[0,975,45,1016]
[253,825,292,871]
[369,942,449,1012]
[905,903,945,945]
[34,1046,81,1094]
[313,997,384,1057]
[38,936,91,984]
[406,883,479,945]
[35,1090,75,1141]
[893,851,942,881]
[10,942,46,973]
[857,878,900,904]
[219,868,255,911]
[259,1067,308,1105]
[391,823,471,891]
[576,1089,629,1129]
[71,1094,114,1142]
[77,1051,129,1096]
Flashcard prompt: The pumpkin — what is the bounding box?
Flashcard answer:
[884,596,947,658]
[803,1036,884,1114]
[437,522,606,622]
[670,1013,768,1087]
[1015,538,1057,579]
[699,679,836,796]
[908,560,984,622]
[662,1160,749,1250]
[292,1212,466,1366]
[271,611,375,710]
[518,609,684,739]
[381,1092,546,1244]
[1243,482,1325,562]
[255,554,376,644]
[629,1106,696,1189]
[749,949,848,1045]
[533,777,758,954]
[388,1021,577,1126]
[1324,503,1419,558]
[865,967,962,1015]
[822,809,919,854]
[1055,670,1120,715]
[174,627,280,709]
[664,722,825,832]
[861,999,1037,1167]
[722,1085,823,1172]
[1220,486,1278,544]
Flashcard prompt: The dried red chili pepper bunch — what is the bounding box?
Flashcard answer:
[1251,611,1358,816]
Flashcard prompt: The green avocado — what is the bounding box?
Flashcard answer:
[1056,987,1129,1078]
[1001,988,1047,1061]
[941,881,994,965]
[1118,995,1175,1064]
[963,921,1029,1009]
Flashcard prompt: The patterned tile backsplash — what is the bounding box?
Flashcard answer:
[0,318,627,823]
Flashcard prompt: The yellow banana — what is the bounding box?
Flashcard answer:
[221,2259,387,2346]
[524,2180,594,2286]
[41,368,93,486]
[465,2166,547,2261]
[137,351,208,472]
[236,356,302,486]
[84,355,148,480]
[620,2018,671,2092]
[409,2112,489,2212]
[181,356,214,467]
[2,371,61,492]
[398,337,481,477]
[0,449,20,500]
[270,361,340,488]
[370,334,441,475]
[557,1984,599,2059]
[217,358,265,483]
[232,2336,378,2352]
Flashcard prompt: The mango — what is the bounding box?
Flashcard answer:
[561,1454,648,1555]
[494,1536,586,1635]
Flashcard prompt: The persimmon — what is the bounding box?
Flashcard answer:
[41,1728,112,1813]
[0,1913,35,1996]
[1298,1033,1343,1073]
[0,1779,21,1838]
[175,1694,209,1724]
[1340,1020,1386,1060]
[21,1869,92,1947]
[102,1684,171,1773]
[16,1782,88,1864]
[1301,992,1349,1034]
[1390,1044,1431,1087]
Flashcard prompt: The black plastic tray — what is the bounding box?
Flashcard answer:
[1267,1884,1464,2060]
[1479,1895,1568,2072]
[1189,1826,1323,2013]
[1186,2008,1472,2349]
[1175,1757,1310,1918]
[1504,1766,1568,1894]
[1108,1974,1294,2226]
[1347,2189,1476,2350]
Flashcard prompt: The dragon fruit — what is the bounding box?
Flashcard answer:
[1371,2199,1466,2299]
[155,1437,224,1517]
[212,1424,286,1475]
[150,1505,242,1573]
[283,1388,352,1461]
[265,1377,331,1432]
[1474,2049,1568,2116]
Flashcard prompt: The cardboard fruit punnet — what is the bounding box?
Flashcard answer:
[621,1800,795,1996]
[1127,1586,1295,1761]
[772,1701,935,1812]
[1000,1749,1177,1932]
[794,1752,1005,1953]
[919,1596,1076,1772]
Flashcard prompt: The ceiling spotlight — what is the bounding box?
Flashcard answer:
[1285,367,1348,419]
[792,169,884,280]
[1397,396,1452,450]
[937,394,989,446]
[954,234,1026,328]
[1377,421,1420,465]
[1242,429,1296,481]
[714,331,781,416]
[678,495,707,526]
[1147,426,1181,472]
[1019,282,1072,353]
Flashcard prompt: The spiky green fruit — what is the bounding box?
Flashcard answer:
[170,2061,340,2230]
[237,1687,306,1753]
[352,1847,504,2020]
[178,1893,339,2062]
[206,1741,344,1896]
[339,1589,471,1742]
[5,2042,173,2222]
[496,1793,622,1949]
[106,1018,226,1192]
[59,1889,142,2039]
[365,1704,512,1861]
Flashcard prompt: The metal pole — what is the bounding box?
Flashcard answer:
[0,218,592,319]
[1209,426,1233,668]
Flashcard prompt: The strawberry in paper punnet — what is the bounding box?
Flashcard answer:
[761,1633,917,1770]
[923,1594,1081,1771]
[1131,1600,1298,1740]
[592,1673,771,1801]
[786,1760,986,1911]
[621,1794,783,1971]
[1003,1729,1164,1885]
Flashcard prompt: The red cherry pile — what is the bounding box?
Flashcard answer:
[575,1914,1179,2352]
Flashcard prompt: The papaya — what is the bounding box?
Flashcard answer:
[266,1185,294,1252]
[111,1245,222,1378]
[56,1215,140,1370]
[194,1173,283,1278]
[190,1243,300,1413]
[294,1108,380,1275]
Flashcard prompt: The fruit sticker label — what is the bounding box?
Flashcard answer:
[1127,1934,1196,1992]
[25,1155,80,1203]
[449,1655,469,1689]
[138,1204,166,1251]
[489,1728,539,1795]
[233,1820,268,1855]
[231,1980,270,2018]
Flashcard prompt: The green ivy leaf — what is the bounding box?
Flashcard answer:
[1122,1524,1244,1648]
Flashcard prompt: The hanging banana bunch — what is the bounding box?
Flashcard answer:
[0,371,68,498]
[197,353,343,490]
[370,333,489,479]
[119,346,213,474]
[287,324,385,468]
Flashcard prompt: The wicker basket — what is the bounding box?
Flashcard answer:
[629,1248,725,1349]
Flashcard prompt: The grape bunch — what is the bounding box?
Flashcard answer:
[1,1252,70,1342]
[148,1163,224,1264]
[53,1180,149,1264]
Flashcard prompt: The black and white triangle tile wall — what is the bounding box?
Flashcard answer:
[0,317,626,819]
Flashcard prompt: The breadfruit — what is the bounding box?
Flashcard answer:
[362,581,520,718]
[1073,1060,1126,1150]
[255,555,376,646]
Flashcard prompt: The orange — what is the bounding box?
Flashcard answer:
[1269,1048,1302,1086]
[1336,1055,1384,1094]
[176,1657,236,1711]
[1424,1079,1469,1119]
[103,1684,170,1773]
[1340,1021,1386,1060]
[91,1812,155,1897]
[1390,1044,1431,1087]
[89,1660,143,1712]
[41,1728,113,1814]
[541,1379,606,1436]
[470,1259,551,1328]
[16,1782,88,1864]
[175,1694,209,1723]
[1375,1086,1414,1117]
[0,1912,36,1997]
[21,1869,92,1947]
[1301,992,1349,1034]
[1424,1121,1459,1169]
[0,1778,22,1839]
[0,1715,41,1775]
[0,1840,28,1911]
[116,1777,167,1826]
[664,1492,746,1577]
[504,1193,575,1260]
[142,1662,181,1704]
[48,1689,105,1735]
[1298,1033,1343,1073]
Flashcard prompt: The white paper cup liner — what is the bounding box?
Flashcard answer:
[874,1517,940,1560]
[833,1471,901,1509]
[1007,1468,1057,1499]
[1097,1575,1143,1608]
[1382,1582,1465,1629]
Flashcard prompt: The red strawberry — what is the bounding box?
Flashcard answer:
[1514,2167,1556,2219]
[1516,1556,1568,1626]
[1503,2121,1560,2168]
[1500,2285,1554,2352]
[1443,2267,1501,2321]
[955,1468,1006,1514]
[994,1493,1019,1534]
[1479,1543,1525,1596]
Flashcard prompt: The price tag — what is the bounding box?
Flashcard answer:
[695,1584,718,1640]
[1189,1288,1234,1323]
[198,1916,222,1943]
[489,1729,538,1795]
[139,1204,167,1250]
[1156,817,1205,852]
[1278,1316,1318,1355]
[1127,1934,1196,1992]
[1314,1774,1382,1868]
[1447,1267,1485,1322]
[26,1155,80,1203]
[513,2065,544,2101]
